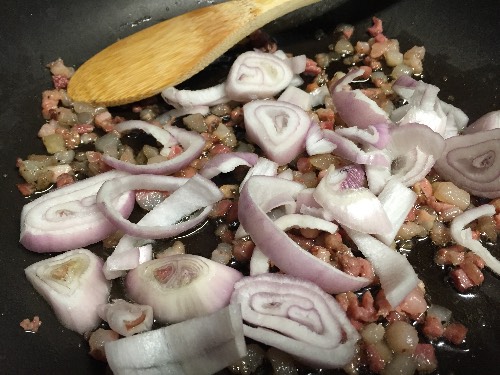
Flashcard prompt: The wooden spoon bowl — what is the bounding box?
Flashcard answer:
[67,0,320,107]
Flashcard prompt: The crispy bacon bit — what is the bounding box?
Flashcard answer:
[443,323,468,345]
[304,58,322,76]
[346,291,377,325]
[56,173,75,188]
[449,268,474,292]
[52,75,69,89]
[422,315,444,340]
[88,328,120,362]
[209,199,233,219]
[20,316,42,333]
[232,238,255,262]
[367,16,383,37]
[17,182,36,196]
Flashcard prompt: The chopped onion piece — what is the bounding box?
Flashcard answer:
[97,174,222,239]
[200,152,258,179]
[249,247,270,276]
[238,176,370,293]
[239,156,279,192]
[450,204,500,275]
[25,249,110,334]
[330,69,390,129]
[463,110,500,134]
[226,51,294,102]
[434,129,500,198]
[161,83,228,108]
[243,100,311,165]
[126,254,243,323]
[231,273,360,368]
[105,304,246,375]
[102,125,205,175]
[20,170,134,253]
[375,179,417,245]
[313,166,392,235]
[335,123,391,149]
[344,228,419,307]
[305,123,336,156]
[386,123,445,187]
[97,299,153,337]
[278,86,312,111]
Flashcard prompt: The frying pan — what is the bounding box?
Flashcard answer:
[0,0,498,374]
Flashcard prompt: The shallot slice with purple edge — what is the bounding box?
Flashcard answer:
[238,175,370,293]
[225,50,294,102]
[243,100,312,165]
[105,304,246,375]
[102,121,205,175]
[434,128,500,198]
[199,152,259,179]
[450,204,500,275]
[126,254,243,324]
[230,273,360,368]
[20,170,135,253]
[97,299,153,337]
[25,249,110,334]
[313,165,392,236]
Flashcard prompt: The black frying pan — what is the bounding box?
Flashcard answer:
[1,0,499,374]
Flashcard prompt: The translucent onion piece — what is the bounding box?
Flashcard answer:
[450,204,500,275]
[97,299,153,337]
[463,110,500,134]
[24,249,110,334]
[278,86,312,111]
[20,170,134,253]
[161,83,228,108]
[200,152,258,179]
[231,273,360,368]
[305,122,336,156]
[238,176,370,293]
[330,69,390,129]
[102,125,205,175]
[126,254,243,323]
[105,304,246,375]
[434,129,500,198]
[243,100,312,165]
[335,123,391,149]
[344,228,419,307]
[386,123,445,187]
[226,51,294,102]
[97,173,222,239]
[313,166,392,235]
[375,179,417,246]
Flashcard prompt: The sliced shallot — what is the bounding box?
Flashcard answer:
[243,100,311,165]
[25,249,110,334]
[126,254,243,323]
[434,129,500,198]
[450,204,500,275]
[20,170,134,253]
[200,152,258,179]
[231,273,360,368]
[313,166,392,235]
[97,299,153,337]
[105,304,246,375]
[238,175,370,293]
[102,123,205,175]
[463,110,500,134]
[225,50,294,102]
[161,82,228,108]
[344,228,419,307]
[96,173,222,239]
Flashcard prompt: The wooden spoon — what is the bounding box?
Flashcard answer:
[67,0,321,107]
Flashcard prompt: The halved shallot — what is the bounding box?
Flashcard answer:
[25,249,110,334]
[126,254,243,323]
[434,129,500,198]
[238,175,370,293]
[225,50,294,102]
[105,304,246,375]
[97,299,153,337]
[20,170,134,253]
[243,100,311,165]
[450,204,500,275]
[102,122,205,175]
[343,228,419,307]
[230,273,360,368]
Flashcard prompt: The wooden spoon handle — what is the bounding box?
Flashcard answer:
[67,0,321,106]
